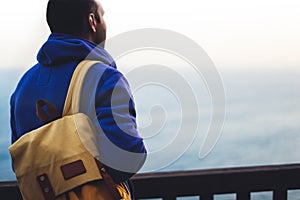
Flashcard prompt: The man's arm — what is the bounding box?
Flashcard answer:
[95,67,147,183]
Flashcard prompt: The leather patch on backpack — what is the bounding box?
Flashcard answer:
[61,160,87,180]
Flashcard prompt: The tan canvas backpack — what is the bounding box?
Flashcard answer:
[9,60,130,200]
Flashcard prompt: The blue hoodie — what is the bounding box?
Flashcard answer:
[10,33,146,190]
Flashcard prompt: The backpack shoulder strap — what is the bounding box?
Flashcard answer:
[62,60,122,198]
[62,60,105,117]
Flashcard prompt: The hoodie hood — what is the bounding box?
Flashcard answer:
[37,33,116,67]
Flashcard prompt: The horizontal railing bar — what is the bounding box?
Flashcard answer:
[0,181,22,199]
[133,163,300,180]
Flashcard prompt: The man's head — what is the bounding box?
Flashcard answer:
[46,0,106,45]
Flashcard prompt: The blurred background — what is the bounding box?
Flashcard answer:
[0,1,299,192]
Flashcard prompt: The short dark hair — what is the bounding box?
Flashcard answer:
[46,0,100,35]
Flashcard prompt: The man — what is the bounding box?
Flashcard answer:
[10,0,147,199]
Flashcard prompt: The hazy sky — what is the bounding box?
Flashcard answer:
[0,0,299,70]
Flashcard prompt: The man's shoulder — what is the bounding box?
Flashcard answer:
[92,62,125,81]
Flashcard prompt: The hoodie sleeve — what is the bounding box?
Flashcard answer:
[95,67,147,183]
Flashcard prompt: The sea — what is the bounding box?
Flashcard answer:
[1,67,300,200]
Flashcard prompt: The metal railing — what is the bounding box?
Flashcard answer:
[132,163,300,200]
[1,163,300,200]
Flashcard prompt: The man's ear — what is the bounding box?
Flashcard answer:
[88,13,97,33]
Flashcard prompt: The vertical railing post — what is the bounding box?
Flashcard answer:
[163,195,177,200]
[201,193,213,200]
[237,191,250,200]
[273,189,287,200]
